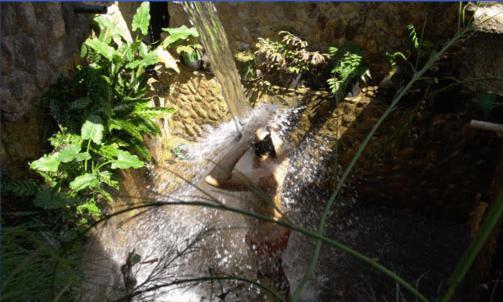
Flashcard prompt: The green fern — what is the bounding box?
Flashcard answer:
[3,179,40,197]
[407,24,420,51]
[327,45,366,102]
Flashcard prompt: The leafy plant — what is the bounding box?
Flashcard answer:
[235,50,257,80]
[30,2,181,227]
[254,31,327,87]
[162,25,202,65]
[327,45,367,102]
[1,178,40,197]
[385,23,435,77]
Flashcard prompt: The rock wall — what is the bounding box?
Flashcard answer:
[461,3,503,96]
[1,2,93,176]
[169,2,458,74]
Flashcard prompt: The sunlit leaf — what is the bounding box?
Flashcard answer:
[111,150,144,169]
[57,144,81,163]
[30,155,60,173]
[75,152,91,162]
[132,2,150,36]
[81,114,104,145]
[99,171,119,189]
[69,173,99,192]
[85,38,115,61]
[140,51,161,68]
[161,25,199,48]
[153,47,179,72]
[77,199,101,215]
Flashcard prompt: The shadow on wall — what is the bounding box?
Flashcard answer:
[1,2,96,177]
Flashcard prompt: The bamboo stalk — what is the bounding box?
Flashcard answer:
[470,120,503,133]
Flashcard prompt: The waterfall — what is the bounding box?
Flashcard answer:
[182,1,251,134]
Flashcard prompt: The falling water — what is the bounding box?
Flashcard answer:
[182,1,251,133]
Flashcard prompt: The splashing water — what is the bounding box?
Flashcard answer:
[182,1,251,134]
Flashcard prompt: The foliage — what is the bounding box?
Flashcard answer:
[1,225,82,302]
[385,23,435,76]
[162,25,202,65]
[1,178,40,197]
[30,2,180,228]
[326,45,367,102]
[254,31,327,87]
[234,50,257,80]
[476,92,503,116]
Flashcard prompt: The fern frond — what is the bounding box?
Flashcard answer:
[407,24,419,50]
[3,180,41,197]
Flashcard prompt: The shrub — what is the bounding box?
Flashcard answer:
[29,2,195,228]
[253,31,327,87]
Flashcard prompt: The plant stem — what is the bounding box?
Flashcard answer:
[113,275,286,302]
[85,197,428,302]
[438,194,503,302]
[84,139,92,172]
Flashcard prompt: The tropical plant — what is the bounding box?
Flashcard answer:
[254,30,327,87]
[326,44,367,102]
[162,25,202,66]
[29,2,186,227]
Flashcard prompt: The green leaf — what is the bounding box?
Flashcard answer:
[139,107,176,118]
[33,187,70,209]
[30,155,60,173]
[140,51,161,68]
[80,44,88,58]
[75,152,92,162]
[98,144,120,160]
[153,47,179,72]
[77,199,101,216]
[81,114,104,145]
[69,173,99,193]
[85,38,115,61]
[57,144,81,163]
[407,24,419,50]
[111,150,144,169]
[94,14,131,45]
[161,25,199,48]
[69,97,91,110]
[108,119,143,141]
[99,171,119,189]
[4,180,40,197]
[176,45,196,55]
[132,2,150,36]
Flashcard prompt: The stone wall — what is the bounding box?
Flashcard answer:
[1,2,93,176]
[461,3,503,96]
[169,2,458,74]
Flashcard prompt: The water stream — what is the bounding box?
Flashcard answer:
[182,1,251,134]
